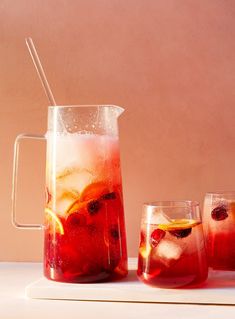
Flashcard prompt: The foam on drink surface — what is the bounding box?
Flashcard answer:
[46,132,119,171]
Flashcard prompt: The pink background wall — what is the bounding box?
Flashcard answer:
[1,0,235,261]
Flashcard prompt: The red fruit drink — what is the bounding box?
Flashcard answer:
[137,203,208,288]
[203,193,235,270]
[44,132,127,282]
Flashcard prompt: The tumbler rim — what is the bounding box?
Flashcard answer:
[143,200,199,209]
[205,191,235,196]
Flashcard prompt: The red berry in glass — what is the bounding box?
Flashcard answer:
[203,193,235,270]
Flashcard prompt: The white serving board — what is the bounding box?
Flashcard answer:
[26,258,235,305]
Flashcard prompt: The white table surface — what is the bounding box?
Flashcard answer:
[1,262,235,319]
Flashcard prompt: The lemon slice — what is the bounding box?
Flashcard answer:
[158,219,199,231]
[45,208,64,235]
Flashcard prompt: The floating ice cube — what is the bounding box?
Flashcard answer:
[153,239,183,267]
[50,185,79,215]
[57,167,93,193]
[150,211,172,225]
[55,196,75,216]
[53,166,94,215]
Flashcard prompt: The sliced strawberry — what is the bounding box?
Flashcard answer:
[150,229,166,247]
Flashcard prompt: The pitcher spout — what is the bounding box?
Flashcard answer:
[48,105,124,136]
[111,105,125,118]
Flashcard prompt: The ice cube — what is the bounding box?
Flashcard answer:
[52,167,94,215]
[55,196,75,216]
[153,239,183,267]
[52,133,102,174]
[150,211,172,225]
[57,167,93,193]
[49,185,79,215]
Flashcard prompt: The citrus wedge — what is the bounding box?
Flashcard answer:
[56,167,93,180]
[80,181,110,202]
[65,198,88,215]
[158,219,199,231]
[57,189,79,201]
[45,207,64,235]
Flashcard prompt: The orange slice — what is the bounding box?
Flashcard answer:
[66,198,88,215]
[80,181,110,202]
[158,219,199,231]
[45,207,64,235]
[57,189,79,201]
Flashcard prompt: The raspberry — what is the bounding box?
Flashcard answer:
[150,229,166,247]
[211,205,228,221]
[110,227,119,240]
[66,213,87,228]
[87,200,101,215]
[169,228,192,238]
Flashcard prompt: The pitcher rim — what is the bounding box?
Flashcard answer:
[48,104,124,110]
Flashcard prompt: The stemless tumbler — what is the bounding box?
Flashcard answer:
[203,192,235,270]
[12,105,128,283]
[137,201,208,288]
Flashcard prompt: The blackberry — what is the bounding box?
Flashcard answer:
[101,192,116,200]
[67,213,87,227]
[110,227,120,240]
[87,200,101,215]
[169,228,192,238]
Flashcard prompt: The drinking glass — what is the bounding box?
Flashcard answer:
[203,192,235,270]
[137,201,208,288]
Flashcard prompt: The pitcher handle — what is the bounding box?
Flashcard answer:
[12,133,45,230]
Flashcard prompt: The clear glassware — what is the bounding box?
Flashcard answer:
[12,105,128,283]
[137,201,208,288]
[203,192,235,270]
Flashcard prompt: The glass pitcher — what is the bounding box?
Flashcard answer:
[12,105,128,283]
